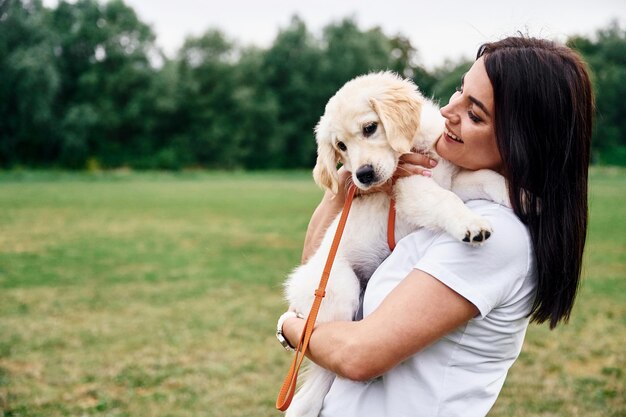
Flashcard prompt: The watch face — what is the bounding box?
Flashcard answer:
[277,331,294,351]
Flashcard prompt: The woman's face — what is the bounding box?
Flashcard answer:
[436,57,503,173]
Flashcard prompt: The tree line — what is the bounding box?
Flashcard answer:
[1,0,624,170]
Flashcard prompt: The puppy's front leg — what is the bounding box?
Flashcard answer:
[394,176,492,244]
[452,169,510,208]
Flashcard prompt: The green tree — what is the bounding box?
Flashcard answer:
[0,0,59,167]
[261,16,326,168]
[131,59,185,170]
[233,46,280,169]
[430,59,472,106]
[388,34,437,97]
[174,29,244,168]
[6,3,622,170]
[50,0,159,168]
[569,21,626,165]
[320,19,392,88]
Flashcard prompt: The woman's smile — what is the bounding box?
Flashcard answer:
[443,127,464,143]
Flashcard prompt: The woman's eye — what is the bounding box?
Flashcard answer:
[337,141,347,151]
[362,122,378,137]
[455,85,463,93]
[468,110,482,123]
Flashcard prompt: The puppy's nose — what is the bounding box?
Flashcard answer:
[356,165,376,185]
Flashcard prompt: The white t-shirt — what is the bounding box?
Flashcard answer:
[320,200,537,417]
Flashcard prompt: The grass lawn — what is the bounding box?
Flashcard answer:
[0,168,624,416]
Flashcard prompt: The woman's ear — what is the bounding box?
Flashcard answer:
[369,91,422,154]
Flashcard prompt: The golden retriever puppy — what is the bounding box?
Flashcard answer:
[282,72,508,417]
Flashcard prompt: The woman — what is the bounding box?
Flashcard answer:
[280,36,593,416]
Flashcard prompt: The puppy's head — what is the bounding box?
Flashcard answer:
[313,72,424,193]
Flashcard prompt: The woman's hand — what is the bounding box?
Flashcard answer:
[369,152,438,195]
[395,152,438,179]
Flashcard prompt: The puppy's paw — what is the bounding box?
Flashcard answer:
[462,227,492,244]
[449,214,493,246]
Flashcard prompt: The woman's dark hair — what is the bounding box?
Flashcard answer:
[477,37,594,328]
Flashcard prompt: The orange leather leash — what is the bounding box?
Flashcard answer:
[387,198,396,251]
[276,184,396,411]
[276,183,357,411]
[387,178,397,251]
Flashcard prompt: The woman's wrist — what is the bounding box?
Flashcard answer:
[283,316,305,349]
[276,312,304,351]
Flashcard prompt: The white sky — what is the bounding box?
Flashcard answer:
[43,0,625,68]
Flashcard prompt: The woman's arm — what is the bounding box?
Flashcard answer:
[282,268,478,381]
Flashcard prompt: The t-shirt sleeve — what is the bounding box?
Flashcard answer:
[414,204,532,319]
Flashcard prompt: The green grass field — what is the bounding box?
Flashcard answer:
[0,169,624,417]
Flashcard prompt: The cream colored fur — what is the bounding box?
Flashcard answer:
[283,72,509,417]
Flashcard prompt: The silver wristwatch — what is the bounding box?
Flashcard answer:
[276,311,304,351]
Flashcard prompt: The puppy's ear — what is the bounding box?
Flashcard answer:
[369,91,422,154]
[313,141,340,194]
[313,119,340,194]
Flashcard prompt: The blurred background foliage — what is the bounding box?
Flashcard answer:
[0,0,624,170]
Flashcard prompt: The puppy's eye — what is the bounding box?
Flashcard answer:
[337,141,347,151]
[363,122,378,137]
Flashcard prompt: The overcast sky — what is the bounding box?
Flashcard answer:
[43,0,624,68]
